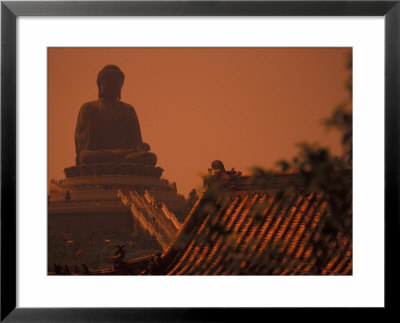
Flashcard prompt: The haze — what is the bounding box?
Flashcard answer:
[48,47,350,196]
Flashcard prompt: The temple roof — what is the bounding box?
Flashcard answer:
[147,173,352,275]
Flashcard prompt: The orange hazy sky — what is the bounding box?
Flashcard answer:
[48,47,351,196]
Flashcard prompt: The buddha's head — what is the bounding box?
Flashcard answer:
[97,65,125,100]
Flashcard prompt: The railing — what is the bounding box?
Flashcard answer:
[118,189,181,251]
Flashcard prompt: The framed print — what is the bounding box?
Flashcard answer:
[1,0,399,321]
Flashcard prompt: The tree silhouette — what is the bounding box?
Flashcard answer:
[254,51,353,273]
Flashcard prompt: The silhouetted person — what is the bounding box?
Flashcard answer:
[81,264,90,275]
[146,260,154,275]
[154,252,161,266]
[73,264,80,274]
[74,65,156,166]
[63,265,71,275]
[65,190,71,203]
[111,244,126,269]
[54,263,62,274]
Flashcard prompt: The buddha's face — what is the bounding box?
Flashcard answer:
[100,76,123,99]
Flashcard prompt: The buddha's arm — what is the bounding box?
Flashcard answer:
[127,106,143,149]
[75,105,91,163]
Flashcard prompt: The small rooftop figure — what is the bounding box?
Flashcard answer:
[211,160,226,176]
[204,160,242,188]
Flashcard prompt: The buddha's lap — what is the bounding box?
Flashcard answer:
[79,149,156,165]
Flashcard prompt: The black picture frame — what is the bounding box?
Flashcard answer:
[1,1,399,321]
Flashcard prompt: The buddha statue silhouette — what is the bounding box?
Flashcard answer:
[74,65,156,167]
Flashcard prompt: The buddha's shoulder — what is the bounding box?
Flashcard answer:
[79,100,101,112]
[118,101,136,113]
[78,100,135,114]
